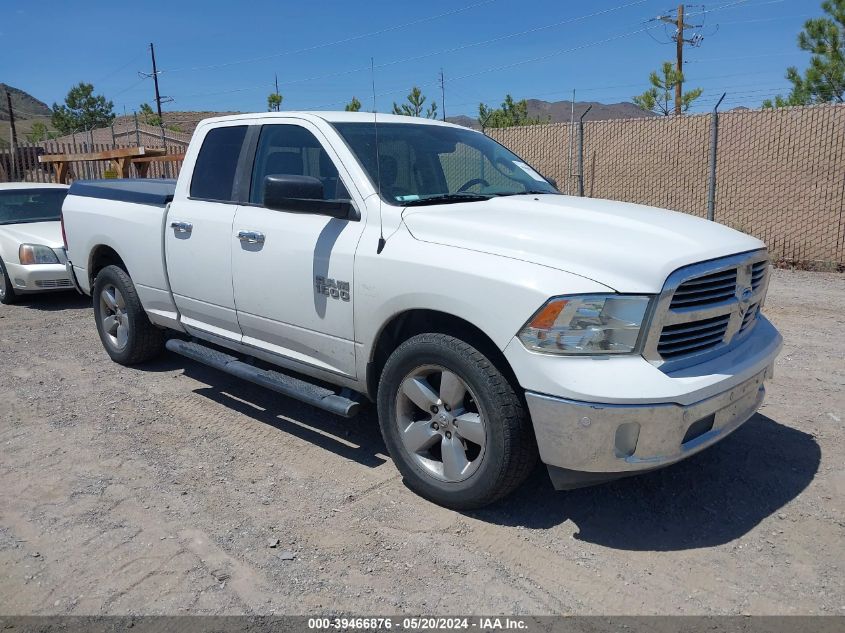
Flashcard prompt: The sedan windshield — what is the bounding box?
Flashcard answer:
[0,189,67,225]
[332,122,558,205]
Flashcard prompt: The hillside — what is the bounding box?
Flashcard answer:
[112,111,240,137]
[0,83,51,120]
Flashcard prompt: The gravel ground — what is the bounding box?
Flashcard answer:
[0,268,843,616]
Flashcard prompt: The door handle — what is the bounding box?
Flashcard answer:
[170,221,193,233]
[237,230,265,245]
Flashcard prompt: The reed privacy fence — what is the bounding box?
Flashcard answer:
[487,104,845,268]
[1,104,842,266]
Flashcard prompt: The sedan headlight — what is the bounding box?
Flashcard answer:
[19,244,60,265]
[518,294,652,355]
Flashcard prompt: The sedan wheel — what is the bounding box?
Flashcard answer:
[395,364,487,483]
[0,259,16,305]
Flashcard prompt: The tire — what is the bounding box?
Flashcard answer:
[0,257,16,305]
[92,265,164,365]
[377,333,537,510]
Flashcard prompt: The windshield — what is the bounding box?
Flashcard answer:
[0,189,67,225]
[331,122,558,204]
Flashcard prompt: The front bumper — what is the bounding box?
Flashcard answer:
[4,260,74,294]
[526,364,772,489]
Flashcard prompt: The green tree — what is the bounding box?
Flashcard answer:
[51,82,115,134]
[392,86,437,118]
[267,91,283,112]
[25,121,57,143]
[478,94,545,129]
[345,96,362,112]
[633,62,702,116]
[764,0,845,107]
[139,102,161,127]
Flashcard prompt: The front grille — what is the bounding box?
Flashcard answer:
[739,302,761,333]
[658,314,731,358]
[643,250,770,367]
[35,279,73,289]
[751,260,767,290]
[670,269,738,309]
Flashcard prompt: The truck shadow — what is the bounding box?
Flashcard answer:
[471,413,820,551]
[175,362,389,469]
[12,291,90,311]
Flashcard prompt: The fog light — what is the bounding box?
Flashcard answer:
[615,422,640,458]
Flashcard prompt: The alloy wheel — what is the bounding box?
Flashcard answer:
[99,284,130,350]
[394,364,487,483]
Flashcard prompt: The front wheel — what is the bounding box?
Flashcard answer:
[0,258,17,305]
[377,333,537,509]
[93,265,164,365]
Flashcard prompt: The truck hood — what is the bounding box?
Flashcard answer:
[0,221,63,249]
[402,195,765,293]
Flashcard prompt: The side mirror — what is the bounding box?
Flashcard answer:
[263,174,352,219]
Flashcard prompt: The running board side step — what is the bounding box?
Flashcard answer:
[165,339,361,418]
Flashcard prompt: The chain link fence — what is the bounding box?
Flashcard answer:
[488,104,845,269]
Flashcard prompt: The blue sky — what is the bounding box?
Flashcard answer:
[2,0,819,119]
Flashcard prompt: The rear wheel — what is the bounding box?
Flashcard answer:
[93,265,163,365]
[0,258,16,305]
[377,333,537,509]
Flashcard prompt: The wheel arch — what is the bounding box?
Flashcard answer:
[367,308,522,401]
[88,245,129,287]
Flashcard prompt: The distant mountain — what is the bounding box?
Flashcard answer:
[446,114,479,128]
[525,99,656,122]
[0,83,51,120]
[447,99,656,129]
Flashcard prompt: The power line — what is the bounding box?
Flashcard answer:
[161,0,500,74]
[171,0,651,103]
[94,49,148,85]
[306,22,667,110]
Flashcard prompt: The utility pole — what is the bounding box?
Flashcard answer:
[675,4,684,115]
[439,69,446,122]
[658,4,701,116]
[150,42,164,122]
[5,91,19,180]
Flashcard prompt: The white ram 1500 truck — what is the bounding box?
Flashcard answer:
[62,112,782,509]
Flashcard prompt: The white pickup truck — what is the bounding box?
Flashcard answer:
[62,112,782,508]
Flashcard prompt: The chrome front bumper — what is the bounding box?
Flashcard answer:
[526,364,774,488]
[4,260,74,294]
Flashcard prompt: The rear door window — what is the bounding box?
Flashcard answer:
[190,125,248,201]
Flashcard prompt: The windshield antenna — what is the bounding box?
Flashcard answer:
[372,58,386,255]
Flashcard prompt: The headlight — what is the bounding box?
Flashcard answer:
[518,294,652,355]
[19,244,60,265]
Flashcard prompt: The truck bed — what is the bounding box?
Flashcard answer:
[63,178,180,329]
[68,179,176,207]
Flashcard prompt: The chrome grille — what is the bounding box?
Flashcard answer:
[739,302,761,333]
[35,279,73,289]
[643,250,770,369]
[670,269,737,309]
[751,260,767,290]
[658,314,731,358]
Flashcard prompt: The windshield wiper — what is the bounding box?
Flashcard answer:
[400,193,491,207]
[492,190,559,197]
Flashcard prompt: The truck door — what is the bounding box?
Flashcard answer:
[231,121,365,378]
[165,123,249,342]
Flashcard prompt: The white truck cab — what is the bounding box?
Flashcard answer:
[62,112,782,508]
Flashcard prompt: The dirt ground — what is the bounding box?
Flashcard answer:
[0,268,843,616]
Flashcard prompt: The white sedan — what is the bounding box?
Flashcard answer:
[0,183,72,304]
